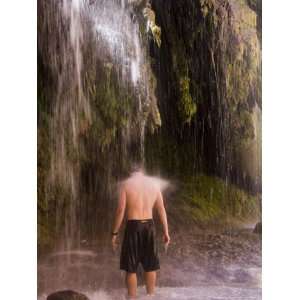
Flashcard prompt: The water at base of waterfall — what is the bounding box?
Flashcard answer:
[39,286,261,300]
[38,228,261,300]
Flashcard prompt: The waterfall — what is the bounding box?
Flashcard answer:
[38,1,262,298]
[38,0,159,250]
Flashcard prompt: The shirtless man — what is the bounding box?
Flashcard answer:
[111,169,170,298]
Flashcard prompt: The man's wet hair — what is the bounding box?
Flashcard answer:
[130,161,144,173]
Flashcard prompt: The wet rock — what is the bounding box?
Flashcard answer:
[47,290,89,300]
[253,222,262,234]
[207,265,231,281]
[233,269,252,283]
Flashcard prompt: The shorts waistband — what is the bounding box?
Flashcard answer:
[127,219,153,224]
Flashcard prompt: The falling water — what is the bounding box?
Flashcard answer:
[89,0,153,165]
[38,1,261,299]
[47,0,91,250]
[39,0,158,250]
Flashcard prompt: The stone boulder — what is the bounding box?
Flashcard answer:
[47,290,89,300]
[253,222,262,234]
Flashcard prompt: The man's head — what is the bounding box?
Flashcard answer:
[129,161,144,175]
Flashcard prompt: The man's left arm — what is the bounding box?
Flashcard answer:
[111,184,126,250]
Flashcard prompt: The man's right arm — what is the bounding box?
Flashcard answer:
[155,191,170,244]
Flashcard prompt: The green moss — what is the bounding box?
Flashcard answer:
[37,220,55,252]
[83,59,135,151]
[177,174,260,224]
[230,109,256,151]
[179,76,197,124]
[143,5,162,47]
[151,25,162,48]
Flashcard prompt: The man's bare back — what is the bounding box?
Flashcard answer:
[123,171,160,220]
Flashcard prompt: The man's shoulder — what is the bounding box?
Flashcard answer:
[120,178,135,193]
[118,179,129,191]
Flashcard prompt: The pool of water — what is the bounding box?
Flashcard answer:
[38,285,261,300]
[38,230,261,300]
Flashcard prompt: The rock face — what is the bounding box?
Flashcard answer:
[147,0,261,192]
[37,0,261,250]
[37,0,162,249]
[253,222,262,234]
[47,290,89,300]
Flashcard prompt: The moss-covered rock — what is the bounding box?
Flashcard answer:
[37,0,164,248]
[37,0,261,250]
[179,76,197,124]
[149,0,261,191]
[177,174,260,225]
[143,3,162,47]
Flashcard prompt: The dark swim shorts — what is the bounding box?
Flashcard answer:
[120,219,160,273]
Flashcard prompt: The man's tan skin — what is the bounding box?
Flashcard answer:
[112,170,170,298]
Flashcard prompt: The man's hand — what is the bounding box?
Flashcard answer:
[163,232,170,252]
[111,235,118,252]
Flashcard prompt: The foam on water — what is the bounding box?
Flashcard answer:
[50,250,98,258]
[39,285,261,300]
